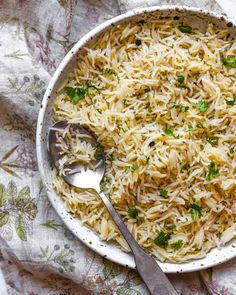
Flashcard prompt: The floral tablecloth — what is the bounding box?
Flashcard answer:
[0,1,235,294]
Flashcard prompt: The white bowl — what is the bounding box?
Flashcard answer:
[36,5,236,273]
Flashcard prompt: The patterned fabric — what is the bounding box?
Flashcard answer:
[0,1,235,294]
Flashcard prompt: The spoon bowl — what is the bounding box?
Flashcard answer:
[49,120,105,190]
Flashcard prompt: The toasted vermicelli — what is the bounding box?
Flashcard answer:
[53,19,236,262]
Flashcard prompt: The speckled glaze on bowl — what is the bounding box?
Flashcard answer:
[36,5,236,273]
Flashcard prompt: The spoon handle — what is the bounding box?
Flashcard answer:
[99,192,178,295]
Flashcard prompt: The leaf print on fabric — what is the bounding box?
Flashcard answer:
[35,35,56,70]
[116,287,141,295]
[47,30,75,54]
[0,211,9,227]
[85,5,100,26]
[7,180,17,203]
[39,244,76,273]
[124,270,142,288]
[103,258,123,279]
[206,280,232,295]
[4,50,28,60]
[0,184,7,207]
[0,180,38,241]
[41,219,63,230]
[17,186,30,204]
[41,275,80,294]
[4,114,36,139]
[0,146,20,178]
[0,143,37,178]
[15,215,27,241]
[7,75,46,103]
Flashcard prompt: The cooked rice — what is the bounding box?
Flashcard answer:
[53,18,236,262]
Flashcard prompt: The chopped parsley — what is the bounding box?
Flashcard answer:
[222,57,236,68]
[64,86,87,104]
[126,164,139,172]
[103,68,116,75]
[154,231,170,248]
[178,25,192,34]
[206,161,220,181]
[166,224,176,231]
[141,85,151,94]
[196,101,209,112]
[145,156,150,166]
[184,106,189,112]
[94,143,104,159]
[145,102,151,110]
[154,231,171,247]
[160,189,168,197]
[181,163,190,172]
[226,98,236,106]
[196,122,205,129]
[171,240,183,251]
[229,147,235,154]
[149,141,155,147]
[207,136,219,147]
[189,203,202,220]
[163,126,175,137]
[128,208,140,220]
[135,39,142,46]
[176,75,185,84]
[64,84,102,104]
[107,152,114,161]
[99,183,106,193]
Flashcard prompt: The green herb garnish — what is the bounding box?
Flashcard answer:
[145,103,151,110]
[196,101,209,112]
[103,68,116,75]
[154,231,171,247]
[226,98,236,106]
[99,183,106,193]
[229,147,235,154]
[126,164,139,171]
[64,86,87,104]
[64,84,103,104]
[207,136,219,147]
[160,189,168,197]
[166,224,176,231]
[181,163,190,172]
[128,208,140,220]
[171,240,183,251]
[196,122,205,128]
[176,75,185,84]
[163,126,175,137]
[145,156,150,166]
[189,203,202,220]
[131,164,139,171]
[206,161,220,181]
[222,57,236,68]
[178,25,192,34]
[94,143,104,159]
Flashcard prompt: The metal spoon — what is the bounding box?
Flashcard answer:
[49,120,178,295]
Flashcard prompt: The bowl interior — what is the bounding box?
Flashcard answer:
[36,5,236,273]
